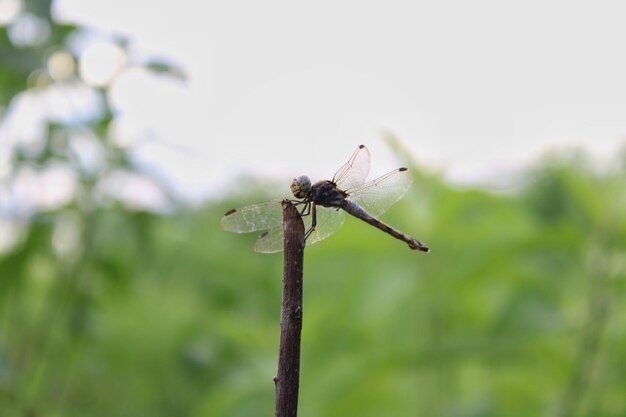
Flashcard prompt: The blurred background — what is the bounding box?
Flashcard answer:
[1,0,625,416]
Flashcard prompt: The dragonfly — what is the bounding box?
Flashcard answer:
[221,144,430,253]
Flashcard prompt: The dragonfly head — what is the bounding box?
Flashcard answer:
[290,175,311,199]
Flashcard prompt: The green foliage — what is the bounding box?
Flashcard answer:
[2,155,625,417]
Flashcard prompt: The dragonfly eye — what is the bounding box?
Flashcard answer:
[290,175,311,199]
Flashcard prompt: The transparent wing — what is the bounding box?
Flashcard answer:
[332,144,370,191]
[306,205,345,246]
[254,205,346,253]
[254,226,285,253]
[347,167,413,218]
[220,198,284,233]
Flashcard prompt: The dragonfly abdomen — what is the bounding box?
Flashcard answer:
[343,200,430,252]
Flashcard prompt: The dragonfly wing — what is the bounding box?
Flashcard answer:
[254,226,285,253]
[348,168,413,218]
[220,197,284,233]
[254,205,345,253]
[332,145,370,191]
[305,205,345,246]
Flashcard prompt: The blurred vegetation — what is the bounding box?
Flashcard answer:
[1,1,625,417]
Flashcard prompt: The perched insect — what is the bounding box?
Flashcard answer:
[222,145,429,253]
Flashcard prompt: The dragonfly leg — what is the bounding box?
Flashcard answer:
[304,203,317,241]
[298,201,311,217]
[286,198,313,221]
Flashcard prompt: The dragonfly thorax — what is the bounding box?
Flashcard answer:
[290,175,311,199]
[310,180,347,208]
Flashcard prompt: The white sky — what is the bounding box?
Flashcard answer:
[53,0,626,200]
